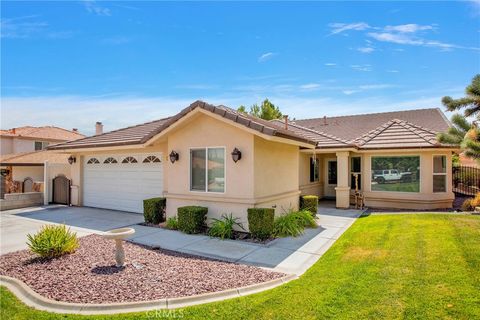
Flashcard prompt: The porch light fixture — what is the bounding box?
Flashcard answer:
[169,150,179,163]
[68,155,76,165]
[231,148,242,163]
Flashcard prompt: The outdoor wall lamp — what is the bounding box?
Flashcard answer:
[231,148,242,163]
[68,155,76,165]
[169,150,179,163]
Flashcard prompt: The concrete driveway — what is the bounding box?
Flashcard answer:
[0,206,144,255]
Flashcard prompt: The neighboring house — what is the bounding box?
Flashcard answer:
[0,126,85,156]
[0,151,72,206]
[48,101,456,223]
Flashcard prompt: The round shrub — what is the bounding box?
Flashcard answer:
[177,206,208,234]
[247,208,274,240]
[27,224,79,258]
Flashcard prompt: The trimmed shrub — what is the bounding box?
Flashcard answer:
[177,206,208,234]
[165,216,178,230]
[273,213,304,237]
[208,213,244,240]
[292,209,317,228]
[143,197,166,224]
[300,195,318,216]
[247,208,274,240]
[27,224,79,258]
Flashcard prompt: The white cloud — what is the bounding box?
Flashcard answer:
[328,22,370,35]
[350,64,372,72]
[384,24,435,33]
[300,83,321,90]
[357,47,375,53]
[342,90,359,95]
[0,16,48,39]
[387,70,400,73]
[329,21,479,52]
[258,52,277,62]
[324,63,337,66]
[84,0,111,16]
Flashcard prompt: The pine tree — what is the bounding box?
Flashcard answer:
[237,99,283,120]
[442,74,480,117]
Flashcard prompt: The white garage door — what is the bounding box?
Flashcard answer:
[83,153,164,213]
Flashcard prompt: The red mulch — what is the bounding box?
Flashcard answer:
[0,235,284,304]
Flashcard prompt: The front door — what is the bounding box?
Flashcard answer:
[324,159,337,198]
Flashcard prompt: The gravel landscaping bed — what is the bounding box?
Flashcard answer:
[0,235,284,304]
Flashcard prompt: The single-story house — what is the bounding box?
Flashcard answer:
[48,101,456,223]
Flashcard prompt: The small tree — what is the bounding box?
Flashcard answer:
[237,99,283,120]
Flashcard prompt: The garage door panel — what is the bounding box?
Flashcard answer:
[83,153,164,213]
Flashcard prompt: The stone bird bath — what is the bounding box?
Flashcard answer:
[102,228,135,267]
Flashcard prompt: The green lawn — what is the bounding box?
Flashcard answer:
[371,181,420,192]
[2,214,479,320]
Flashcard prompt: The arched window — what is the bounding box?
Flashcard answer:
[104,157,118,164]
[143,155,161,163]
[122,156,138,164]
[87,158,100,164]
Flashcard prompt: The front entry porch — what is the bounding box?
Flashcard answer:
[301,150,358,209]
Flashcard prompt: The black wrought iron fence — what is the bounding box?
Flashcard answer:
[452,165,480,196]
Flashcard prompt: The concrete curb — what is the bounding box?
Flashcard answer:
[0,274,298,315]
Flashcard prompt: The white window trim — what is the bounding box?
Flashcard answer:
[189,147,226,194]
[433,154,447,193]
[370,155,422,194]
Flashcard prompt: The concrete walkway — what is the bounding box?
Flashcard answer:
[130,206,360,274]
[1,204,361,274]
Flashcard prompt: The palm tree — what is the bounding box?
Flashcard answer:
[442,74,480,117]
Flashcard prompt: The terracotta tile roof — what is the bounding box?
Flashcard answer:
[49,101,317,150]
[0,150,70,166]
[270,119,352,148]
[352,119,444,149]
[0,126,85,141]
[292,108,450,142]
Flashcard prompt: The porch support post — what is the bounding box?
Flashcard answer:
[335,151,350,208]
[43,160,49,205]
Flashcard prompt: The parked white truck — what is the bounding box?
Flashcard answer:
[373,169,413,184]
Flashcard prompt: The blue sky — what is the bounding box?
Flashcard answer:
[1,1,479,135]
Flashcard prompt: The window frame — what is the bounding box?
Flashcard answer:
[34,141,48,151]
[432,155,447,193]
[370,155,421,193]
[350,156,362,191]
[309,156,319,183]
[189,146,226,194]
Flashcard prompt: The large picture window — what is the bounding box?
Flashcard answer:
[190,147,225,193]
[371,156,420,192]
[433,155,447,192]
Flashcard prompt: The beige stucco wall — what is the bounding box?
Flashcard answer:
[12,166,43,182]
[0,137,13,155]
[13,138,36,154]
[164,112,302,229]
[165,112,255,226]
